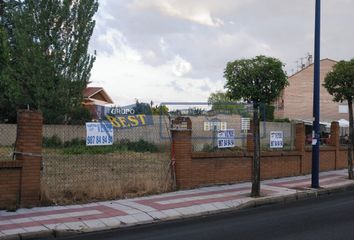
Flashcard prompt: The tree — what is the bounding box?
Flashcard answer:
[324,59,354,179]
[208,91,250,117]
[224,55,288,197]
[133,100,152,115]
[0,0,98,123]
[151,105,169,115]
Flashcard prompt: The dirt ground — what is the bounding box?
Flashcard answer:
[40,150,172,204]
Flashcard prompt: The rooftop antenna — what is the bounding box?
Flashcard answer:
[300,57,305,69]
[307,52,313,65]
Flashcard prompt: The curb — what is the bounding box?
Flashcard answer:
[2,182,354,240]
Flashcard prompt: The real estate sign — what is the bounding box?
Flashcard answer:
[204,121,227,131]
[270,131,283,148]
[86,122,114,146]
[217,129,235,148]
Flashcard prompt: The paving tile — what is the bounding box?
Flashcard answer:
[101,202,131,210]
[211,202,229,210]
[64,221,88,231]
[116,215,139,225]
[23,225,48,233]
[202,203,220,211]
[82,220,106,229]
[146,211,168,220]
[99,217,121,228]
[174,206,199,216]
[223,199,242,208]
[0,220,13,225]
[121,202,156,212]
[1,228,27,235]
[160,209,181,218]
[130,213,154,222]
[45,223,69,231]
[10,218,33,224]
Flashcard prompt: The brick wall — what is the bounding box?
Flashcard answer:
[0,110,43,209]
[0,162,22,209]
[172,121,350,189]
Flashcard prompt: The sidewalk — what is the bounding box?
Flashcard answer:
[1,169,353,240]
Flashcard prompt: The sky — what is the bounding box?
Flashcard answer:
[88,0,354,106]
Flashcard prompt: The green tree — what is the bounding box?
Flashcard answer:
[151,105,169,115]
[133,100,152,115]
[324,59,354,179]
[224,55,288,197]
[0,0,98,123]
[208,91,250,117]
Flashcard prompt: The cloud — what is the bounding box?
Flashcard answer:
[130,0,225,27]
[90,29,223,105]
[170,55,192,77]
[89,0,354,105]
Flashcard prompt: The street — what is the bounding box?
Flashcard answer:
[50,190,354,240]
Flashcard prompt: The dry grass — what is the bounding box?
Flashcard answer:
[40,151,172,205]
[0,146,13,161]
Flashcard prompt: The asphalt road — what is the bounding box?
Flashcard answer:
[52,190,354,240]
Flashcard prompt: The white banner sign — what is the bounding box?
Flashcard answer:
[217,129,235,148]
[270,131,283,148]
[86,122,114,146]
[204,121,227,131]
[241,118,250,131]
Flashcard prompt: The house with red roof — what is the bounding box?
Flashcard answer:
[83,87,114,119]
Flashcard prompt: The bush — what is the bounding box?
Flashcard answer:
[61,138,158,154]
[202,143,217,152]
[67,107,92,125]
[63,138,86,147]
[127,139,158,153]
[43,135,63,148]
[273,118,290,123]
[260,105,275,121]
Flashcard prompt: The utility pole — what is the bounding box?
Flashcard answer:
[312,0,321,188]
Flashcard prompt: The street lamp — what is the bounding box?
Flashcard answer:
[312,0,321,188]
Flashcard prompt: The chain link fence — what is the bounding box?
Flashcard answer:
[0,101,351,205]
[39,115,173,204]
[0,124,16,161]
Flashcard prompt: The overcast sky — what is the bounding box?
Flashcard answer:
[88,0,354,106]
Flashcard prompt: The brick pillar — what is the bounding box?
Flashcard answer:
[247,120,254,152]
[15,110,43,207]
[295,123,305,152]
[330,121,339,169]
[295,123,305,174]
[171,130,192,189]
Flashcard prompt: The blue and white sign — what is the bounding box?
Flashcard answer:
[270,131,283,148]
[217,129,235,148]
[86,122,114,146]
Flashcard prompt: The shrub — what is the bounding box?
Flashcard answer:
[43,135,62,148]
[273,118,290,123]
[127,139,158,152]
[63,138,86,147]
[61,138,158,154]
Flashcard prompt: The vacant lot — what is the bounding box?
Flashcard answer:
[0,147,172,204]
[41,150,172,204]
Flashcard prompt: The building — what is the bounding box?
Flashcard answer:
[82,87,114,119]
[274,58,349,122]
